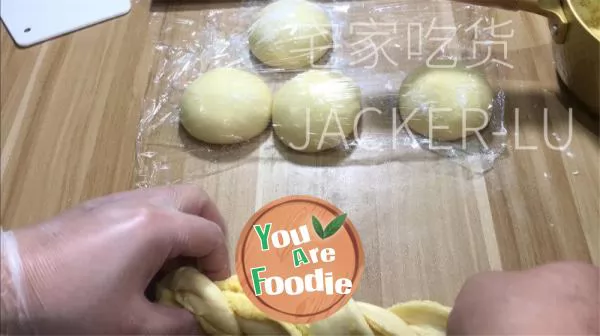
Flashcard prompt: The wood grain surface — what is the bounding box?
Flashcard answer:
[1,0,598,307]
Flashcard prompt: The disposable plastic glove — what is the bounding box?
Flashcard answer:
[448,261,600,335]
[0,185,229,335]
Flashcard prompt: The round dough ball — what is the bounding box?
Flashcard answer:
[272,70,361,152]
[180,68,272,145]
[398,67,494,141]
[249,0,333,69]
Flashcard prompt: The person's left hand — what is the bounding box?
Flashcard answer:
[1,184,229,335]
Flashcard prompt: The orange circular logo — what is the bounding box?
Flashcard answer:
[235,195,365,324]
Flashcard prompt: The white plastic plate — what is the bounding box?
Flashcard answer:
[0,0,131,47]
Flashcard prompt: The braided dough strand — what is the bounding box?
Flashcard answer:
[157,267,451,336]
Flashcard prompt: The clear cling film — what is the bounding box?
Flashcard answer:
[136,0,511,188]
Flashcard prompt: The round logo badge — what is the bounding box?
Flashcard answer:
[235,195,365,324]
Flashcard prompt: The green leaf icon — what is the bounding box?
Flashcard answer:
[323,213,347,239]
[312,216,325,239]
[312,213,348,240]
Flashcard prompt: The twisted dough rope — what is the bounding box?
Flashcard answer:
[157,267,451,336]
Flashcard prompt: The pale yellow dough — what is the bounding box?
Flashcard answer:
[398,67,494,142]
[157,267,452,336]
[180,68,272,145]
[272,70,361,153]
[249,0,333,69]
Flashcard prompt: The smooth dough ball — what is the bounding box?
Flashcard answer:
[398,67,494,141]
[180,68,272,145]
[249,0,333,69]
[272,70,361,152]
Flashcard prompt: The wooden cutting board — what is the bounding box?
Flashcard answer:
[0,0,130,47]
[0,0,597,308]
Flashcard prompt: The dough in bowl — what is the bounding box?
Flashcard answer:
[249,0,333,69]
[572,0,600,38]
[398,66,494,141]
[272,70,361,153]
[180,68,272,145]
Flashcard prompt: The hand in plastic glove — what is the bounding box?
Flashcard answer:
[1,185,229,335]
[448,261,599,335]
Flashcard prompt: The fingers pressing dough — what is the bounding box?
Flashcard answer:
[170,267,240,334]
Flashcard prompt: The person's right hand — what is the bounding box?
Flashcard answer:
[1,184,229,335]
[448,261,599,335]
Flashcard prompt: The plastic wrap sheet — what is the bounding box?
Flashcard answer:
[136,0,510,187]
